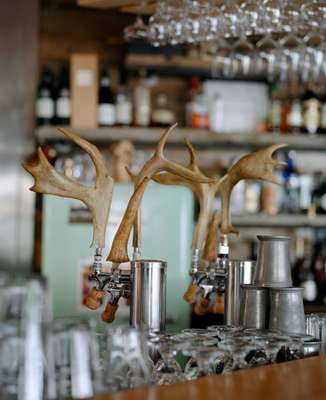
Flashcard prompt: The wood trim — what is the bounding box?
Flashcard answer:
[93,356,326,400]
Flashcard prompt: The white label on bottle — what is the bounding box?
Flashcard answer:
[75,70,93,87]
[56,97,71,118]
[116,102,132,125]
[98,103,116,125]
[36,98,54,118]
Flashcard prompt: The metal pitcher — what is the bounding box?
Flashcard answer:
[240,284,268,329]
[225,260,255,326]
[269,287,305,334]
[253,235,292,288]
[130,259,167,331]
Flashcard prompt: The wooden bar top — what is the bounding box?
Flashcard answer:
[94,356,326,400]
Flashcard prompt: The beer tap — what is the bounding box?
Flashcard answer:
[24,125,212,329]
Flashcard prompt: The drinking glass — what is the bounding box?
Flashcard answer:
[148,1,168,46]
[219,338,270,371]
[207,325,243,340]
[123,1,148,41]
[103,326,153,392]
[0,320,46,400]
[306,314,326,354]
[301,31,324,81]
[240,0,263,36]
[256,34,280,81]
[150,334,184,385]
[183,346,228,379]
[46,319,102,399]
[220,0,241,39]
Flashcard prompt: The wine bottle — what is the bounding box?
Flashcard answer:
[98,69,116,127]
[55,65,71,126]
[36,66,55,126]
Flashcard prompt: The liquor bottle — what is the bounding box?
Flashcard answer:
[287,98,303,134]
[55,65,71,126]
[98,69,116,127]
[151,93,175,126]
[209,93,224,133]
[36,66,55,126]
[280,151,300,214]
[312,243,326,304]
[115,69,132,126]
[185,77,199,127]
[134,69,151,127]
[292,236,317,303]
[312,172,326,214]
[303,89,320,135]
[318,92,326,134]
[269,83,282,134]
[191,91,209,129]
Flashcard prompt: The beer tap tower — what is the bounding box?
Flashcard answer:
[24,125,286,330]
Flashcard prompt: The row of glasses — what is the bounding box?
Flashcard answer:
[141,0,326,81]
[306,313,326,354]
[146,0,325,45]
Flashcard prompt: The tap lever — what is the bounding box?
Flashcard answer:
[101,294,121,323]
[85,287,106,310]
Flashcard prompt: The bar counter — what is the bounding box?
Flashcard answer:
[95,356,326,400]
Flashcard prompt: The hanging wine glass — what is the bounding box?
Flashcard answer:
[301,30,324,81]
[240,0,263,36]
[123,2,148,41]
[261,0,282,36]
[148,1,169,47]
[183,0,208,44]
[220,0,241,39]
[256,34,281,81]
[167,1,185,45]
[211,38,233,78]
[279,33,302,81]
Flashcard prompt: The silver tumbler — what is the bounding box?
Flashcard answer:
[240,284,268,329]
[130,259,167,331]
[269,287,305,334]
[225,260,255,326]
[253,235,292,288]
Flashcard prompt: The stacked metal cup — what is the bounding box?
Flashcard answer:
[240,235,306,335]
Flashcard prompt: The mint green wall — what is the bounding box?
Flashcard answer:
[42,182,194,332]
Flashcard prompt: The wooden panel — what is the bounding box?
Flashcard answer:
[77,0,152,9]
[40,7,133,64]
[94,356,326,400]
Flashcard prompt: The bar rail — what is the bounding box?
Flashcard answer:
[94,355,326,400]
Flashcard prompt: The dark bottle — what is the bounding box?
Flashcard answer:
[318,91,326,134]
[312,243,326,304]
[280,151,300,214]
[36,66,55,126]
[312,173,326,214]
[292,236,317,303]
[98,69,116,127]
[55,65,71,126]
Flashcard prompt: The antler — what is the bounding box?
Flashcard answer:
[107,124,214,263]
[202,211,221,262]
[23,128,114,248]
[154,140,218,251]
[217,144,287,235]
[110,139,135,183]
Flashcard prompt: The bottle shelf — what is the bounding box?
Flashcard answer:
[233,214,326,229]
[36,126,326,151]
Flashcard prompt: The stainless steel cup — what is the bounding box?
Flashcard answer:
[269,287,305,334]
[130,259,167,331]
[225,260,255,326]
[240,284,268,329]
[253,235,292,288]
